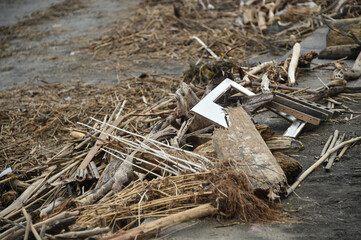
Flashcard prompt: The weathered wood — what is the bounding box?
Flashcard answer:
[265,136,304,152]
[287,136,361,196]
[343,51,361,81]
[273,152,302,184]
[212,107,286,195]
[318,44,361,59]
[288,42,301,86]
[106,203,217,240]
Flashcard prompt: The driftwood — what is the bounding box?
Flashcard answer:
[212,107,286,196]
[308,86,361,102]
[1,211,79,240]
[325,18,361,46]
[106,203,217,240]
[288,43,301,86]
[318,44,361,59]
[287,136,361,196]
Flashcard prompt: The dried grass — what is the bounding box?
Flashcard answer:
[74,170,282,232]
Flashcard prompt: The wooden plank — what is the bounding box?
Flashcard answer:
[212,107,286,195]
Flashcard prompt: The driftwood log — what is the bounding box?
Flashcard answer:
[318,44,361,59]
[212,107,287,197]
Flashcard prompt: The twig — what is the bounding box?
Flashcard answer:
[191,36,219,60]
[318,77,329,90]
[287,136,361,196]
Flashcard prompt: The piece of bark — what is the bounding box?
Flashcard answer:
[273,152,302,184]
[318,44,361,59]
[105,203,217,240]
[212,107,286,196]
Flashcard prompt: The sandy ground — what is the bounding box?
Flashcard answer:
[1,1,360,239]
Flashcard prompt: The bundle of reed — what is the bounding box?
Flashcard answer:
[75,170,282,234]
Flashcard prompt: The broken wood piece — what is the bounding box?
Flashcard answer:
[287,136,361,196]
[325,133,345,171]
[212,107,286,196]
[318,44,361,59]
[105,203,217,240]
[288,42,301,86]
[265,136,304,152]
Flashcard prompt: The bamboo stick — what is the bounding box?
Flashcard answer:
[325,133,345,171]
[320,134,333,157]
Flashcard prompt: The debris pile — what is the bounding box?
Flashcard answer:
[1,0,361,240]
